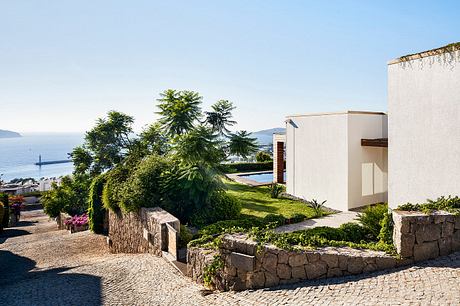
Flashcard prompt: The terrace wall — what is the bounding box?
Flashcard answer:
[108,207,180,258]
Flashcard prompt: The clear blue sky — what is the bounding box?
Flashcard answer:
[1,1,459,133]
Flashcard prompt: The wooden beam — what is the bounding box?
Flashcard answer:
[361,138,388,148]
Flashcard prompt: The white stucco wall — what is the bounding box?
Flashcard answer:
[347,114,388,209]
[286,113,350,211]
[388,51,460,208]
[286,112,387,211]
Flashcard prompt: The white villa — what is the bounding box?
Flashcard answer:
[274,43,460,211]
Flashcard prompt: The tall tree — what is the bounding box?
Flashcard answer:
[228,130,258,160]
[205,100,236,137]
[156,89,202,137]
[70,111,134,176]
[173,125,225,168]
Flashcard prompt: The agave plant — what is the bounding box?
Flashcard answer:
[269,183,284,199]
[307,199,327,217]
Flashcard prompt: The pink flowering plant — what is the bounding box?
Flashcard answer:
[64,213,89,232]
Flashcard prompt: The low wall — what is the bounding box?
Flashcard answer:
[108,207,180,258]
[188,234,401,291]
[393,210,460,261]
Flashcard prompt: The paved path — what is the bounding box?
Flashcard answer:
[275,211,359,233]
[1,210,460,305]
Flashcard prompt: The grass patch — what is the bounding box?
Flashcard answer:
[224,179,323,220]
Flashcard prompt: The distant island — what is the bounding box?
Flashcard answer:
[0,129,21,138]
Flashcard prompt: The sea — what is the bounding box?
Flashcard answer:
[0,133,84,182]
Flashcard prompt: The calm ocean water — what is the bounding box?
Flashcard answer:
[0,133,84,182]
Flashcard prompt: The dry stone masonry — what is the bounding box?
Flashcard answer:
[187,234,401,291]
[108,207,180,257]
[393,210,460,261]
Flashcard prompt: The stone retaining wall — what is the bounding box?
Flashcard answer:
[108,207,180,257]
[393,210,460,261]
[187,234,402,291]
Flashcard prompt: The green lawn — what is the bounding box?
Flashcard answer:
[224,179,321,220]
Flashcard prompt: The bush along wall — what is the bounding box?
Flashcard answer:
[0,193,9,228]
[222,161,273,173]
[88,174,107,234]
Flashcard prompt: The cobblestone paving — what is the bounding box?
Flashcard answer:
[1,210,460,305]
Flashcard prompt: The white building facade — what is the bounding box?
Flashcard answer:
[283,111,388,212]
[388,47,460,209]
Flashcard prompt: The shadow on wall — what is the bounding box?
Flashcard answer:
[0,250,102,306]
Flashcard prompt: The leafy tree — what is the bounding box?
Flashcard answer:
[42,175,90,217]
[139,122,169,156]
[228,130,258,159]
[173,125,225,168]
[88,174,107,234]
[70,111,135,176]
[255,151,272,162]
[205,100,236,137]
[156,89,202,137]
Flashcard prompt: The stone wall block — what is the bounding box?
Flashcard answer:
[442,222,455,238]
[305,261,327,279]
[262,252,277,273]
[347,257,364,274]
[276,263,291,279]
[306,252,320,263]
[230,252,255,272]
[394,230,415,258]
[413,241,439,262]
[375,257,396,270]
[288,253,307,267]
[438,237,452,256]
[278,251,289,264]
[291,266,306,279]
[454,216,460,230]
[327,267,343,278]
[264,272,280,287]
[247,271,265,289]
[415,224,441,244]
[338,255,348,270]
[321,253,339,268]
[452,230,460,251]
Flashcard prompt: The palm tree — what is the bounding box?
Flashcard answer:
[205,100,236,137]
[156,89,202,137]
[228,131,258,160]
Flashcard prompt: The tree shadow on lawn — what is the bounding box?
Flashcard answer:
[0,250,102,305]
[241,202,279,216]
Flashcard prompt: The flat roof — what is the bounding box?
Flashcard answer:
[388,42,460,65]
[286,110,386,119]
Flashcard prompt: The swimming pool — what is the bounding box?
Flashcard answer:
[239,171,286,183]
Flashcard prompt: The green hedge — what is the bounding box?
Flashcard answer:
[222,161,273,173]
[88,174,107,234]
[0,193,9,228]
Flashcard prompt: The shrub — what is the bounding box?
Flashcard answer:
[120,154,171,212]
[255,151,272,162]
[306,199,327,217]
[190,192,241,227]
[102,163,134,212]
[397,196,460,214]
[263,214,286,227]
[0,193,8,228]
[289,213,307,223]
[338,222,370,243]
[378,210,394,244]
[88,174,107,234]
[222,161,273,173]
[358,203,388,240]
[42,175,90,218]
[178,225,194,248]
[198,218,264,236]
[269,183,284,198]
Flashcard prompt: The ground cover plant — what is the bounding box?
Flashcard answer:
[190,202,395,255]
[397,196,460,214]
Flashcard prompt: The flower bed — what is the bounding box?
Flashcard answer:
[64,213,89,233]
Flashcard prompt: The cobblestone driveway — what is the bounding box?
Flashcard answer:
[1,210,459,305]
